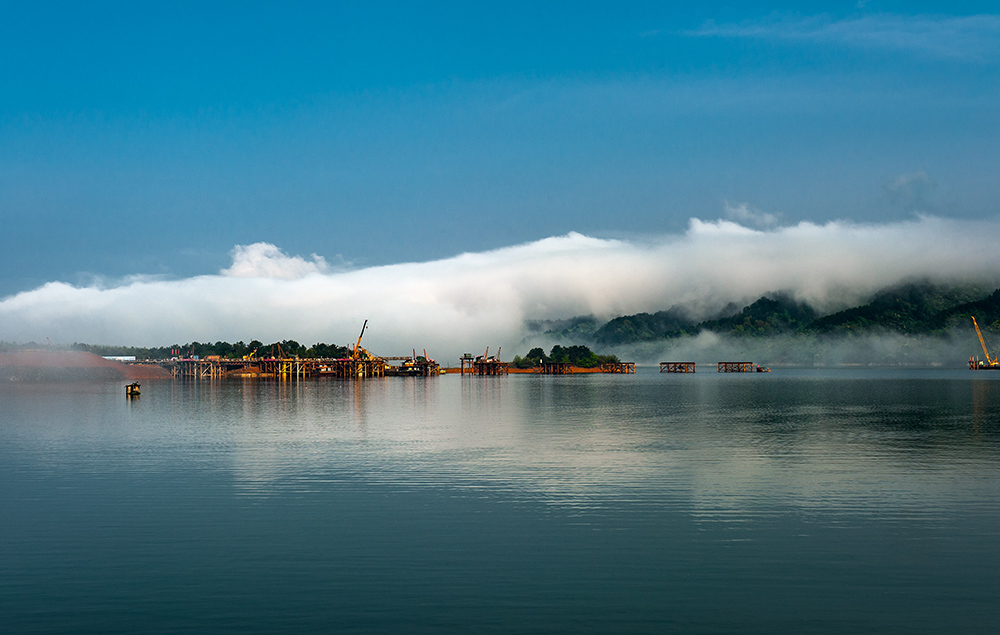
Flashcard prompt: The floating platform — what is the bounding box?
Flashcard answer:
[601,362,635,373]
[718,362,754,373]
[383,357,441,376]
[539,362,572,375]
[660,362,695,373]
[969,356,1000,370]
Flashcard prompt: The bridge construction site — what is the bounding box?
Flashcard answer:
[123,323,640,381]
[110,313,1000,381]
[148,321,441,380]
[161,355,408,380]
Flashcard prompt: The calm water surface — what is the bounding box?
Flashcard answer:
[2,368,998,633]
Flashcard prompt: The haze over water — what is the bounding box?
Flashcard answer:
[2,368,998,633]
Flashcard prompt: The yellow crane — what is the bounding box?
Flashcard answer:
[971,316,998,368]
[352,320,369,360]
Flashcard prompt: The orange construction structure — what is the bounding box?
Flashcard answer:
[660,362,695,373]
[718,362,754,373]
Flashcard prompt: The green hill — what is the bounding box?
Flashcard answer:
[702,294,816,337]
[807,282,988,335]
[593,308,695,345]
[938,288,1000,332]
[580,281,1000,346]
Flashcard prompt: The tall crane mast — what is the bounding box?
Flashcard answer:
[353,320,368,360]
[972,316,995,366]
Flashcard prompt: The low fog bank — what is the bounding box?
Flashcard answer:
[588,328,977,368]
[1,215,998,361]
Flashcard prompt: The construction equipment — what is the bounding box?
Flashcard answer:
[352,320,371,360]
[467,346,508,375]
[473,346,502,362]
[971,316,999,369]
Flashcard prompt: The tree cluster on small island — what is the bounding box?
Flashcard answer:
[55,339,352,360]
[511,345,620,369]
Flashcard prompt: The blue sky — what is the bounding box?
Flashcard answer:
[1,2,999,351]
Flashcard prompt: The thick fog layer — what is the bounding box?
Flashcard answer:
[603,330,975,368]
[2,215,998,361]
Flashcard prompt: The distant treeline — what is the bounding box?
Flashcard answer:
[61,340,352,360]
[542,282,1000,346]
[511,345,620,369]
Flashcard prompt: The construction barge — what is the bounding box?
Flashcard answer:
[970,316,1000,370]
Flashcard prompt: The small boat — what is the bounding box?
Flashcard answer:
[125,382,141,397]
[755,365,771,373]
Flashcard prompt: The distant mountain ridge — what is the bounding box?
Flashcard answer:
[540,281,1000,346]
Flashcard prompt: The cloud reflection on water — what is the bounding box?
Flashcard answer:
[219,373,999,525]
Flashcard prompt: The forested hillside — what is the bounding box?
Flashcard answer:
[557,281,1000,346]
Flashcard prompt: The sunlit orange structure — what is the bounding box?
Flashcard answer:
[718,362,754,373]
[660,362,695,373]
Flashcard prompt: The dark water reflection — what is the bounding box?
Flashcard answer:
[1,369,998,634]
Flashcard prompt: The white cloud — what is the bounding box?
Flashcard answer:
[724,201,779,228]
[1,216,999,360]
[221,242,331,279]
[688,13,1000,61]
